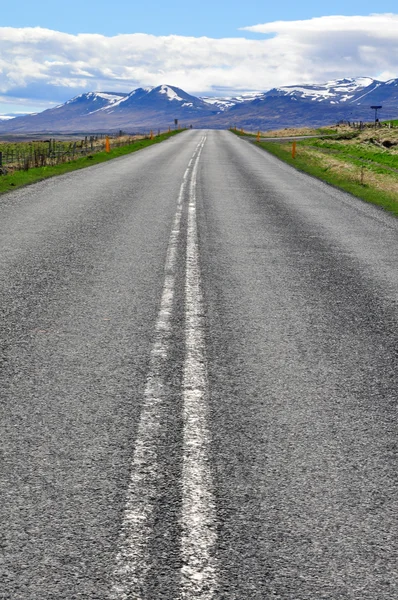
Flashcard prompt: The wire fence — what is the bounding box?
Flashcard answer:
[0,130,170,174]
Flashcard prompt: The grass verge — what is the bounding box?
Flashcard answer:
[258,140,398,217]
[229,126,341,138]
[298,138,398,170]
[0,130,184,195]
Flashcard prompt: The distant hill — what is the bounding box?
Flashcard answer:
[0,78,397,133]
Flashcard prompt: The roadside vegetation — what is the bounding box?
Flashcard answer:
[231,126,338,137]
[231,124,398,216]
[0,129,184,195]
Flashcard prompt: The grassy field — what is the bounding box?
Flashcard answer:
[0,130,183,195]
[232,126,398,216]
[0,135,135,171]
[230,126,340,137]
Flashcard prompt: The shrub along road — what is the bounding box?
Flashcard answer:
[0,130,397,599]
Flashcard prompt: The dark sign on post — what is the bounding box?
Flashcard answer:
[370,105,382,127]
[174,119,178,129]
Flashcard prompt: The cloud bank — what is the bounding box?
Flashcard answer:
[0,14,397,109]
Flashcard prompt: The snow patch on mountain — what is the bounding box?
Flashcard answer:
[201,97,236,110]
[90,95,129,114]
[201,91,264,111]
[63,91,126,108]
[158,85,184,102]
[95,92,126,103]
[353,82,383,103]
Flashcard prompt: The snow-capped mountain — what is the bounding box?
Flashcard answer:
[0,85,218,132]
[264,78,379,104]
[0,78,397,133]
[99,85,212,114]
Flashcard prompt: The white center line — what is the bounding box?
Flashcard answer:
[180,136,219,599]
[111,138,207,599]
[111,138,216,600]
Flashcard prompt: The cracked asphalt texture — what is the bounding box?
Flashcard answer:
[0,129,397,599]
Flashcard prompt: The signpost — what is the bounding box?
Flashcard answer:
[370,105,382,128]
[174,119,178,130]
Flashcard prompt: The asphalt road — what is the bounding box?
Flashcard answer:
[0,130,397,600]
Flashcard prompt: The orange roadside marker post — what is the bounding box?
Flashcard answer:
[257,131,260,142]
[150,130,154,140]
[105,136,110,152]
[292,141,297,158]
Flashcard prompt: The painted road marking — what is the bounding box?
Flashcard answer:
[111,191,183,599]
[180,137,218,599]
[111,137,214,599]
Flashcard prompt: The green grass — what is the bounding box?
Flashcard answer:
[0,139,72,158]
[383,119,398,126]
[315,127,339,135]
[298,138,398,171]
[0,130,184,195]
[258,140,398,217]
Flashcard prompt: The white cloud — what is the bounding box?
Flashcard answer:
[242,13,398,34]
[240,14,398,83]
[0,15,397,110]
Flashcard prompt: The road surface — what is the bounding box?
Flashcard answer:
[1,130,397,599]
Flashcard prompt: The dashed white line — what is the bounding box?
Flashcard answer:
[180,136,218,598]
[111,136,217,599]
[111,194,183,600]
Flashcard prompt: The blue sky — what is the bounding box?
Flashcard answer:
[2,0,397,37]
[1,3,398,114]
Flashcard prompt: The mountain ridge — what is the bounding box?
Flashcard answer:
[1,78,397,133]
